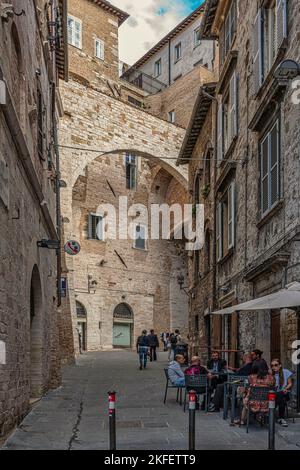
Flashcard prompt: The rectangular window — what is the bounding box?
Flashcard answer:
[95,38,104,60]
[220,0,237,65]
[154,59,162,77]
[260,120,280,216]
[88,214,103,240]
[253,1,288,94]
[168,110,175,123]
[217,70,238,159]
[174,43,182,62]
[134,224,146,250]
[195,315,199,333]
[126,154,137,190]
[67,15,82,49]
[217,182,236,260]
[194,27,201,47]
[128,96,142,108]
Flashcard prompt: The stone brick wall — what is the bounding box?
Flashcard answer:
[0,0,65,440]
[184,0,300,368]
[68,0,121,83]
[145,66,215,128]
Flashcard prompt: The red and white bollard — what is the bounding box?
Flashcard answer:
[268,391,276,450]
[189,390,197,451]
[108,391,116,450]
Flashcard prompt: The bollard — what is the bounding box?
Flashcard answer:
[108,391,116,450]
[188,390,196,451]
[268,391,276,451]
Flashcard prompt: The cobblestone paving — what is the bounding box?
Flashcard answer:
[3,351,300,450]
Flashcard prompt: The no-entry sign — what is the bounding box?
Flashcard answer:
[64,240,81,256]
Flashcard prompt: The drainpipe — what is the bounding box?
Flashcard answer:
[297,308,300,412]
[212,102,218,353]
[52,82,62,307]
[168,39,171,86]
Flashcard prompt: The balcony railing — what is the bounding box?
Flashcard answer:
[121,68,167,95]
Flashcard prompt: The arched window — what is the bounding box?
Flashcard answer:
[76,301,87,318]
[113,303,133,320]
[204,150,212,187]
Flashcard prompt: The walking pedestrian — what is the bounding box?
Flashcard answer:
[148,329,159,361]
[136,330,150,370]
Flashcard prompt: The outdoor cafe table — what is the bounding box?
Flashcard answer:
[223,375,249,423]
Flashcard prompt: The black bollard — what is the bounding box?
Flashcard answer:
[189,390,196,451]
[108,391,116,450]
[268,391,276,451]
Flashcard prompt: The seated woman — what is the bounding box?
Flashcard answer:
[237,364,275,425]
[271,359,294,427]
[168,354,186,387]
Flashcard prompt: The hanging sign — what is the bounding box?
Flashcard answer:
[64,240,81,256]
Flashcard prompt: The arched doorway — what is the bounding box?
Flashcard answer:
[113,303,133,348]
[76,301,87,352]
[30,265,43,399]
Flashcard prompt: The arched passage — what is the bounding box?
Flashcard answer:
[113,303,134,349]
[30,265,43,399]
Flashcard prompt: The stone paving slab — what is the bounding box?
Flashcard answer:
[2,351,300,451]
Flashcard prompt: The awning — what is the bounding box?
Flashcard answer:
[212,282,300,315]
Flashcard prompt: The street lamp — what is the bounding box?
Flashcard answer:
[37,239,60,250]
[177,274,194,298]
[274,59,300,80]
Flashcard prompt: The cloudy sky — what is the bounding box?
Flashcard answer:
[112,0,204,65]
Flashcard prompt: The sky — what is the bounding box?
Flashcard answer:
[111,0,204,65]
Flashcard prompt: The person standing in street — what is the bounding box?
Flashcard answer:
[136,330,150,370]
[148,329,159,362]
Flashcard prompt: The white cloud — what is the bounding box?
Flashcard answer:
[112,0,189,65]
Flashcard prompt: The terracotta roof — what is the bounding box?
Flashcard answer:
[177,82,217,164]
[200,0,219,39]
[56,0,68,81]
[89,0,129,26]
[129,4,206,70]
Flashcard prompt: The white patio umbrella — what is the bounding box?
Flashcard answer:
[212,282,300,315]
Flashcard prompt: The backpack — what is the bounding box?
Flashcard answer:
[170,335,178,345]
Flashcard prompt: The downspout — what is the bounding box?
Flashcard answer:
[297,309,300,412]
[52,82,62,307]
[168,39,171,86]
[212,99,218,354]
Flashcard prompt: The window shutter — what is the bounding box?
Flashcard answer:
[270,121,280,207]
[276,0,288,52]
[228,182,235,249]
[219,25,225,65]
[88,213,93,239]
[96,216,103,240]
[253,9,264,94]
[261,136,269,215]
[229,71,238,143]
[216,202,223,261]
[217,102,223,162]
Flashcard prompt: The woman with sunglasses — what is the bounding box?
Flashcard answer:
[271,359,294,427]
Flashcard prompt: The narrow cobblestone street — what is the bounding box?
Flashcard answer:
[3,352,300,451]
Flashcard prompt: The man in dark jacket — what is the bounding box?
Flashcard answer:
[148,329,159,362]
[136,330,150,370]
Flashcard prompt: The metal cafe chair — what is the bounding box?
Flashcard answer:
[163,368,183,405]
[223,375,249,422]
[183,374,208,412]
[246,386,270,433]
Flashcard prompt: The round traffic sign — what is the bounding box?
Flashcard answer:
[64,240,81,256]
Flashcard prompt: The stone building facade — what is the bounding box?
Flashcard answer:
[0,0,68,440]
[179,0,300,394]
[59,0,216,355]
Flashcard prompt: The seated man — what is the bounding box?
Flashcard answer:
[185,356,209,376]
[168,354,186,387]
[207,351,228,391]
[208,353,253,413]
[271,359,294,427]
